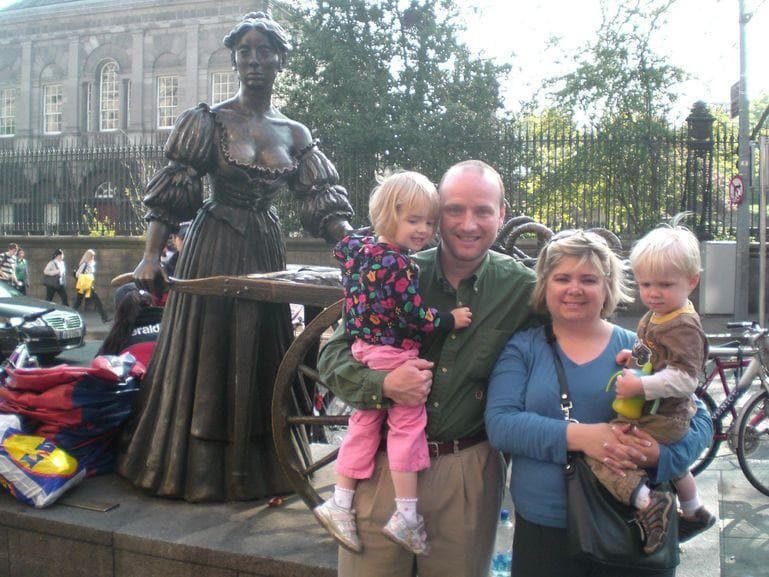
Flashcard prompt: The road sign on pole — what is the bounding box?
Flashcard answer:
[729,174,745,205]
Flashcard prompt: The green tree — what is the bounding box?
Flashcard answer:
[276,0,511,225]
[547,0,686,124]
[532,0,688,234]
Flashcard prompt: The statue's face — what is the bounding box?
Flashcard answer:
[233,28,282,90]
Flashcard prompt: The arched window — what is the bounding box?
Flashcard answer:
[99,61,119,131]
[94,181,116,199]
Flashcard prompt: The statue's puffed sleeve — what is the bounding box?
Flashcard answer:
[143,104,215,229]
[292,145,354,243]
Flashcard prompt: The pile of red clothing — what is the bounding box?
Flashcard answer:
[0,355,142,476]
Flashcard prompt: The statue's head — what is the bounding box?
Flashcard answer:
[223,12,291,68]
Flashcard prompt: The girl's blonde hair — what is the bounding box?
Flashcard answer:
[79,249,96,266]
[630,213,700,278]
[531,230,633,318]
[368,171,439,241]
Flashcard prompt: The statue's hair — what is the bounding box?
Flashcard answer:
[630,212,701,277]
[368,171,439,243]
[223,12,291,54]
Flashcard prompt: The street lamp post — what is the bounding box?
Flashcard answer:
[735,0,751,319]
[685,101,715,239]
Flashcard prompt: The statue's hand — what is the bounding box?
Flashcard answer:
[133,257,168,296]
[324,217,354,244]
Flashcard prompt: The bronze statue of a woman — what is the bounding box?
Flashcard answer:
[117,12,353,502]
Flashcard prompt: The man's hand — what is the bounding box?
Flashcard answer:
[382,358,434,406]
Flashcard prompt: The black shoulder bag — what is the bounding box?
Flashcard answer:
[545,325,679,572]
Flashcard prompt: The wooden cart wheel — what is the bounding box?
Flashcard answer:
[271,299,348,510]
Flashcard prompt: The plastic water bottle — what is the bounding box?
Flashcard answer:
[490,508,513,576]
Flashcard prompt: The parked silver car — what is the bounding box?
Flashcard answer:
[0,280,85,361]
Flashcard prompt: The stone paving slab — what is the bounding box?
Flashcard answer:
[0,473,336,577]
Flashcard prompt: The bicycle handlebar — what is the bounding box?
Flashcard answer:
[727,321,758,330]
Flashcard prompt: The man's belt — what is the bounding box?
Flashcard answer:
[378,430,488,459]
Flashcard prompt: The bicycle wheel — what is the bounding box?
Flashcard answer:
[691,392,722,476]
[736,390,769,496]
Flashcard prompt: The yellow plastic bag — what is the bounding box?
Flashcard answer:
[0,427,85,508]
[75,273,94,296]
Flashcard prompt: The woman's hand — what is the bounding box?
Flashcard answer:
[612,422,660,467]
[133,257,168,296]
[567,422,648,476]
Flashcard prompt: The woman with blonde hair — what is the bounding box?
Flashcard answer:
[74,249,111,323]
[485,230,711,576]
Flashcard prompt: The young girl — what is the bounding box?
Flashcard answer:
[314,171,471,555]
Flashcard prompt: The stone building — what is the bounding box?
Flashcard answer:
[0,0,284,235]
[0,0,273,148]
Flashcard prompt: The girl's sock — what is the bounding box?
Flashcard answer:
[395,497,419,526]
[333,485,355,510]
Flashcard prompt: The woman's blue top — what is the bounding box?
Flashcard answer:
[485,324,712,528]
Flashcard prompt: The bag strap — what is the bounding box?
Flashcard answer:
[545,324,574,423]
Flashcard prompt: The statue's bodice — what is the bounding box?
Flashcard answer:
[208,109,306,212]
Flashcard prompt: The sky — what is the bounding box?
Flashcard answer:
[459,0,769,121]
[0,0,766,122]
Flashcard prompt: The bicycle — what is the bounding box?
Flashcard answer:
[734,323,769,496]
[691,322,754,475]
[692,321,769,497]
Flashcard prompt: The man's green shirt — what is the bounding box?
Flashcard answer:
[318,246,543,441]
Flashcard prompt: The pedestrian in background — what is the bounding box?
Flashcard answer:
[14,248,29,294]
[74,249,111,323]
[0,243,18,287]
[163,221,190,278]
[43,248,69,305]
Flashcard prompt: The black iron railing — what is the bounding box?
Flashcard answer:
[0,121,763,239]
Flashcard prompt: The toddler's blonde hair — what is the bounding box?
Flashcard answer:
[630,213,700,278]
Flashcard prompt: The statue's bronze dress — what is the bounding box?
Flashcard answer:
[117,103,352,501]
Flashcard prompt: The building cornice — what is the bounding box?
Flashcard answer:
[0,0,262,41]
